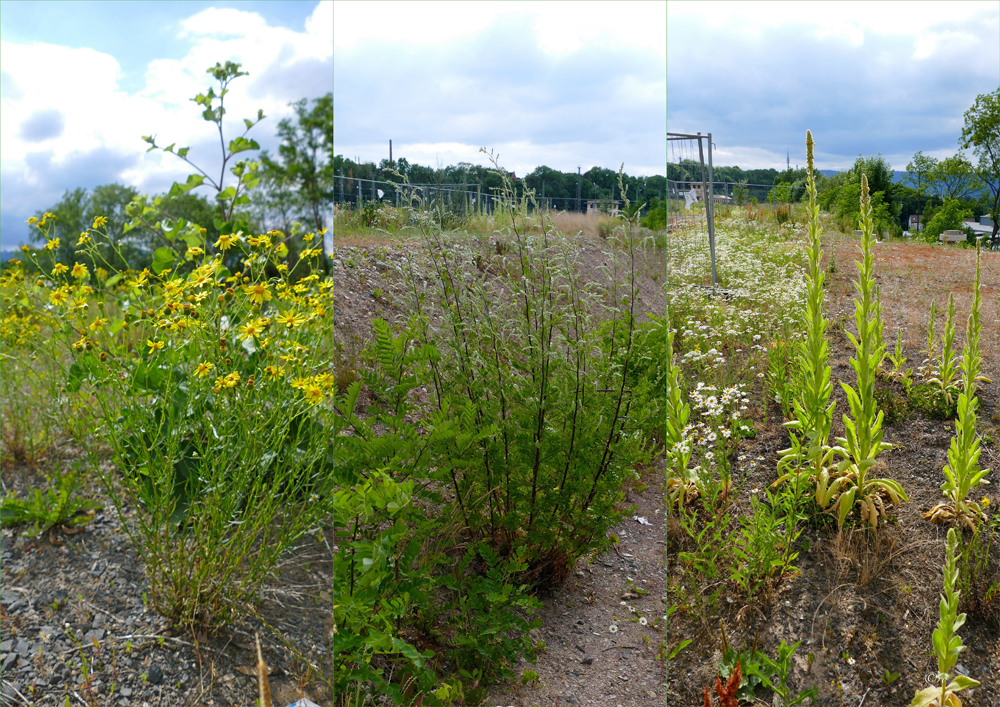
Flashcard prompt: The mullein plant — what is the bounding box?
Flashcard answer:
[827,175,907,530]
[924,245,991,530]
[926,293,961,406]
[908,528,980,707]
[919,298,939,379]
[774,131,838,510]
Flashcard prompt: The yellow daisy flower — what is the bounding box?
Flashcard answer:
[44,238,60,252]
[52,263,69,276]
[214,231,242,251]
[71,262,89,279]
[92,216,108,228]
[146,339,165,354]
[275,311,308,329]
[195,362,214,378]
[245,283,272,306]
[302,384,323,405]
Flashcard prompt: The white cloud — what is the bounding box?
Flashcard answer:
[1,3,332,248]
[335,1,664,59]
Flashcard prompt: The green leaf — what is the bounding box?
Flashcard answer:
[216,186,237,202]
[152,248,176,275]
[167,174,205,198]
[946,675,980,691]
[178,147,190,158]
[228,136,259,155]
[244,118,254,130]
[838,486,857,528]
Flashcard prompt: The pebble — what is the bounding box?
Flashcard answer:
[146,663,163,685]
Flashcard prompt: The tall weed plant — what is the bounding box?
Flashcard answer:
[924,245,991,530]
[828,175,906,530]
[399,151,656,582]
[7,62,334,632]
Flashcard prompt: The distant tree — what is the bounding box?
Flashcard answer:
[905,151,938,214]
[930,153,983,202]
[29,184,164,271]
[259,93,332,235]
[959,88,1000,240]
[922,199,974,243]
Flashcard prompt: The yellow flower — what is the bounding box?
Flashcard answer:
[95,267,108,281]
[277,263,288,273]
[224,371,241,388]
[26,217,38,226]
[186,246,205,258]
[92,216,108,229]
[89,317,109,332]
[71,335,89,351]
[41,212,55,225]
[78,232,90,246]
[289,376,309,390]
[264,365,284,380]
[302,384,323,405]
[214,231,242,251]
[20,245,29,253]
[50,289,69,306]
[195,362,214,378]
[71,262,89,279]
[44,238,60,252]
[238,320,263,341]
[275,311,308,329]
[245,283,272,306]
[52,263,69,276]
[146,339,165,354]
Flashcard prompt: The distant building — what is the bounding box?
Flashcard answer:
[908,214,924,232]
[587,199,620,217]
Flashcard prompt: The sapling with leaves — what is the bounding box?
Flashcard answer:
[126,61,270,264]
[827,174,907,530]
[909,528,980,706]
[924,244,992,530]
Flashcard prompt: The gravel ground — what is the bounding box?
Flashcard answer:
[1,455,333,707]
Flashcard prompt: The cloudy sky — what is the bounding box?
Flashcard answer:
[0,0,332,250]
[668,1,999,173]
[333,1,666,180]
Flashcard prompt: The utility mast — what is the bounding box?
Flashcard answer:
[787,151,790,170]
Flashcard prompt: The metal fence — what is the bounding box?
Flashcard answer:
[334,174,634,215]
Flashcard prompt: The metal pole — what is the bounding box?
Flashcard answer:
[697,133,718,289]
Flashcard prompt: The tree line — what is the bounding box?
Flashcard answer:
[333,154,667,212]
[668,89,999,241]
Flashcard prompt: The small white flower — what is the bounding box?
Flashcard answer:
[628,605,636,613]
[609,624,618,634]
[639,617,647,626]
[620,601,627,606]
